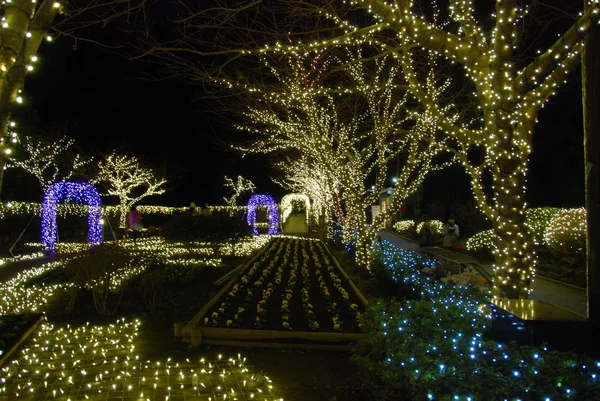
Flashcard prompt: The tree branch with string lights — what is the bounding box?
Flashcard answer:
[231,47,455,268]
[6,134,91,191]
[91,152,166,228]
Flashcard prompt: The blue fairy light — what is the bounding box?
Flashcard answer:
[246,194,279,235]
[41,181,103,252]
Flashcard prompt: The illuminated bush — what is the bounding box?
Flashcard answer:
[466,229,497,251]
[415,220,444,236]
[544,207,587,259]
[466,207,570,253]
[525,207,561,245]
[393,220,414,234]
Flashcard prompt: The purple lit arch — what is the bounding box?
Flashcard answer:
[247,194,279,235]
[42,182,104,252]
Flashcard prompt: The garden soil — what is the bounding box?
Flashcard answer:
[129,244,380,401]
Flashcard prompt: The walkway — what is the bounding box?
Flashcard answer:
[378,229,588,318]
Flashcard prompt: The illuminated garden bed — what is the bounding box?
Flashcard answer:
[184,237,368,349]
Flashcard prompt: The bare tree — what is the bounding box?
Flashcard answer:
[222,175,256,207]
[91,152,166,227]
[0,0,150,198]
[6,134,91,190]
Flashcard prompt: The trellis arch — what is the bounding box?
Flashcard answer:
[247,194,279,235]
[42,181,104,252]
[280,193,311,225]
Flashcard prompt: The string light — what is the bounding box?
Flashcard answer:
[246,194,280,235]
[41,182,103,253]
[280,193,311,226]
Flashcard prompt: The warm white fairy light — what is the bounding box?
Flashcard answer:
[280,193,311,226]
[256,0,598,298]
[5,135,92,190]
[545,207,587,255]
[0,0,64,189]
[0,318,284,400]
[232,46,455,268]
[222,175,256,211]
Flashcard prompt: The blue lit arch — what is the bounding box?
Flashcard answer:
[247,194,279,235]
[42,182,103,252]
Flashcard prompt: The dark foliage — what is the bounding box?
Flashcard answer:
[161,212,251,241]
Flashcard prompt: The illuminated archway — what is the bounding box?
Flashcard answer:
[247,194,279,235]
[42,182,103,252]
[280,193,311,226]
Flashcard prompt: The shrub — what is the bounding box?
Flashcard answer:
[414,220,444,235]
[352,240,600,400]
[465,207,576,254]
[161,213,251,241]
[466,229,497,252]
[62,243,138,315]
[393,220,415,234]
[544,207,587,262]
[525,207,562,245]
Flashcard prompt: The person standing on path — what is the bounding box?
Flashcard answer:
[419,220,437,247]
[126,205,143,243]
[442,217,460,249]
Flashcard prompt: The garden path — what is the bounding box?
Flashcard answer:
[378,229,588,317]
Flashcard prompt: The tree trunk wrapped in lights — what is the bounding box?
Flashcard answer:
[0,0,60,197]
[364,0,598,298]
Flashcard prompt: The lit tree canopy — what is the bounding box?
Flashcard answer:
[222,175,256,209]
[91,152,166,228]
[231,47,456,266]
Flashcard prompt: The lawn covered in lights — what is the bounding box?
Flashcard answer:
[0,235,285,400]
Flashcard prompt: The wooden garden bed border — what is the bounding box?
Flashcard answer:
[180,236,369,349]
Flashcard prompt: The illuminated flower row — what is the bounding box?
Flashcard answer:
[205,237,363,332]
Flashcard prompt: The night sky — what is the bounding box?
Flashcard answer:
[8,34,282,207]
[4,3,587,210]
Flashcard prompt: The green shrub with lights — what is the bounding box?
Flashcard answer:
[350,239,600,400]
[414,220,444,236]
[525,207,562,245]
[393,220,415,235]
[466,229,496,252]
[544,207,587,262]
[467,207,583,258]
